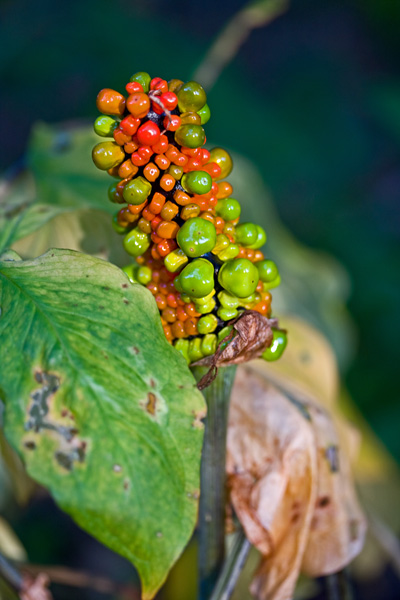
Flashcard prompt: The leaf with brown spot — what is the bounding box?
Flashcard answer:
[0,249,205,600]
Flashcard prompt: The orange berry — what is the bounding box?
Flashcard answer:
[143,162,160,182]
[118,160,138,179]
[173,190,191,206]
[126,92,150,118]
[149,192,166,214]
[162,307,177,323]
[171,321,186,339]
[159,174,175,192]
[157,221,179,239]
[184,318,198,336]
[96,88,126,116]
[160,201,179,221]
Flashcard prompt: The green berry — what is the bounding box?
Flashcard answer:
[136,265,152,284]
[263,276,281,290]
[181,171,212,195]
[195,298,216,314]
[218,291,240,309]
[262,329,287,361]
[194,290,215,305]
[94,115,118,137]
[197,103,211,125]
[112,213,129,234]
[92,141,125,170]
[218,243,240,261]
[218,258,259,298]
[235,223,258,246]
[201,334,217,356]
[248,225,267,249]
[177,217,217,258]
[108,182,123,203]
[123,176,152,205]
[217,306,238,321]
[218,325,234,350]
[212,234,230,255]
[177,258,215,298]
[257,260,279,283]
[188,338,204,362]
[123,228,151,257]
[197,314,218,334]
[208,148,233,180]
[122,264,138,283]
[175,124,205,148]
[216,198,241,221]
[177,81,207,113]
[164,249,188,273]
[129,71,151,92]
[174,339,190,364]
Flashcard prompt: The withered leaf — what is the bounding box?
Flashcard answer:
[194,312,279,389]
[227,364,366,600]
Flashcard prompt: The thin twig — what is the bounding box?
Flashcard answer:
[19,564,139,599]
[209,530,251,600]
[192,0,289,91]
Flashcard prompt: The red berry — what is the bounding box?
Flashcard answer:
[160,91,178,111]
[150,77,168,93]
[164,115,181,131]
[152,134,169,154]
[120,115,141,135]
[125,81,144,94]
[137,121,161,146]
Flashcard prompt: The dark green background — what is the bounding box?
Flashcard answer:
[1,0,400,459]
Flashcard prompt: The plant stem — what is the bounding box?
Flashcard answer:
[325,570,354,600]
[209,530,251,600]
[192,365,237,600]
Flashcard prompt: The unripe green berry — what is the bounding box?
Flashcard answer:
[218,243,240,261]
[177,258,215,298]
[129,71,151,92]
[123,228,151,257]
[123,176,152,205]
[257,260,279,283]
[177,217,217,258]
[218,291,240,309]
[181,171,212,195]
[248,225,267,249]
[216,198,241,221]
[175,124,205,148]
[217,306,238,321]
[201,334,217,356]
[122,264,138,283]
[197,103,211,125]
[262,329,287,361]
[188,338,204,362]
[136,265,152,284]
[197,314,218,334]
[174,339,190,364]
[218,258,259,298]
[94,115,118,137]
[177,81,207,113]
[235,223,258,246]
[92,141,125,170]
[195,298,216,314]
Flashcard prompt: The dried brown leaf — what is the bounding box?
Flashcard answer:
[194,312,279,389]
[227,364,366,600]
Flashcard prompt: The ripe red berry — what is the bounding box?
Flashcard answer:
[137,121,161,146]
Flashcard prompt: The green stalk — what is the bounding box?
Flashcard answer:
[192,365,237,600]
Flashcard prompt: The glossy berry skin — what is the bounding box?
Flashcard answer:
[215,198,241,221]
[235,223,258,246]
[136,121,160,146]
[197,314,218,334]
[123,228,151,256]
[174,124,205,148]
[208,148,233,180]
[248,225,267,249]
[257,260,279,283]
[218,258,259,298]
[181,170,212,195]
[92,142,125,170]
[177,258,215,298]
[126,92,150,118]
[177,217,217,258]
[94,115,118,137]
[96,89,126,116]
[129,71,151,92]
[177,81,207,113]
[123,176,152,205]
[197,103,211,125]
[262,329,287,361]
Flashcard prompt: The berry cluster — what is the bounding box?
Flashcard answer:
[92,72,287,364]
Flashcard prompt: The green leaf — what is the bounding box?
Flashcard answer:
[0,249,206,599]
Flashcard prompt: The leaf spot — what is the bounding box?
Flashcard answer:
[113,464,122,473]
[24,440,36,451]
[325,445,339,473]
[123,299,129,305]
[122,283,129,289]
[192,409,206,430]
[317,495,331,508]
[145,393,157,416]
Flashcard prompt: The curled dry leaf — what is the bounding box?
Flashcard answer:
[227,365,366,600]
[193,311,279,389]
